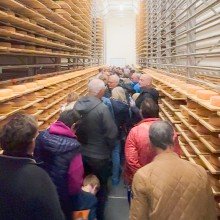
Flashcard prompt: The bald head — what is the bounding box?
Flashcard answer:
[88,78,105,98]
[139,74,152,88]
[108,74,120,89]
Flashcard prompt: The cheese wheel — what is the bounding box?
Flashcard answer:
[0,42,11,47]
[0,26,16,32]
[196,90,218,100]
[26,46,36,50]
[25,105,38,114]
[196,124,210,135]
[9,85,27,93]
[186,131,197,139]
[38,37,47,41]
[36,80,48,86]
[210,96,220,107]
[0,103,12,114]
[25,93,36,101]
[209,115,220,127]
[55,9,66,14]
[12,97,26,107]
[25,82,38,89]
[196,107,210,117]
[16,30,27,35]
[210,134,220,146]
[181,109,188,118]
[187,100,198,109]
[209,155,220,168]
[11,44,25,49]
[0,89,13,97]
[37,47,46,51]
[186,85,203,95]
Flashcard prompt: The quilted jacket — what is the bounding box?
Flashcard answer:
[124,118,181,185]
[130,152,217,220]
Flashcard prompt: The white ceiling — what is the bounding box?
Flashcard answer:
[95,0,138,16]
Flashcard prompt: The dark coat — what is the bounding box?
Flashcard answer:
[135,87,159,109]
[0,155,64,220]
[35,122,81,202]
[74,96,118,159]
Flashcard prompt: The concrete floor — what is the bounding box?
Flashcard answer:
[105,179,129,220]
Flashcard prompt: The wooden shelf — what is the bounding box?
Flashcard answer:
[159,104,181,124]
[161,99,180,112]
[199,155,220,175]
[180,105,220,132]
[160,88,187,101]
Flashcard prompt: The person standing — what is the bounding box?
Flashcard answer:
[74,78,118,220]
[0,114,64,220]
[130,121,217,220]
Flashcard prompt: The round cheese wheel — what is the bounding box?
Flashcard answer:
[25,105,38,114]
[196,90,218,100]
[196,107,210,117]
[36,80,48,86]
[0,42,11,47]
[0,89,13,97]
[186,131,197,139]
[12,97,26,107]
[210,96,220,107]
[25,82,38,89]
[38,47,46,51]
[187,100,198,109]
[0,26,16,32]
[181,109,188,118]
[210,134,220,146]
[11,44,25,49]
[16,30,27,35]
[25,46,36,50]
[9,85,27,93]
[25,93,36,101]
[186,85,203,95]
[0,103,12,114]
[209,115,220,127]
[209,156,220,168]
[196,124,210,135]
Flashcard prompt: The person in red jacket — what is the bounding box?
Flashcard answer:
[124,98,181,204]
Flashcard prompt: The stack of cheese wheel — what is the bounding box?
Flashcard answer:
[187,100,198,109]
[196,124,210,135]
[196,106,211,118]
[186,85,203,95]
[25,93,37,101]
[12,97,26,107]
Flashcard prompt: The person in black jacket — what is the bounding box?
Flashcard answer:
[74,78,118,220]
[135,74,159,109]
[0,114,64,220]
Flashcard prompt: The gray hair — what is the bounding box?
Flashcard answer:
[109,74,120,84]
[149,121,174,150]
[88,78,105,96]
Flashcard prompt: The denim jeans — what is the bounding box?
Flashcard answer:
[111,140,121,185]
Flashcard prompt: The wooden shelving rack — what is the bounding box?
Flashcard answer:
[136,0,148,66]
[0,0,105,80]
[0,67,100,131]
[143,68,220,213]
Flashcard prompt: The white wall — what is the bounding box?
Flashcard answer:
[104,11,136,66]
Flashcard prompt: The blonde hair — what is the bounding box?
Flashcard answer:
[83,174,100,190]
[111,86,127,103]
[132,93,140,101]
[67,92,79,104]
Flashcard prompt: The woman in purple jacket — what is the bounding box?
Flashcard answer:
[34,109,84,220]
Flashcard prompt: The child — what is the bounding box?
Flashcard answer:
[61,92,79,112]
[72,175,100,220]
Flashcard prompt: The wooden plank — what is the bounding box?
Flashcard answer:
[199,155,220,175]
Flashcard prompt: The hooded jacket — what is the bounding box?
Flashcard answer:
[124,118,181,185]
[0,155,64,220]
[135,87,159,109]
[74,96,118,159]
[35,121,83,200]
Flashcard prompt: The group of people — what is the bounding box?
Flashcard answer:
[0,65,217,220]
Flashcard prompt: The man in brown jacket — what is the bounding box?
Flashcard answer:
[130,121,217,220]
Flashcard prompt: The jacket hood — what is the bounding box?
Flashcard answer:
[74,96,102,114]
[38,129,80,155]
[49,121,76,138]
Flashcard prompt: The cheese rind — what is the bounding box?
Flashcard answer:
[209,115,220,127]
[0,89,13,97]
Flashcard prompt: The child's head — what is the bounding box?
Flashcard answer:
[58,109,80,129]
[83,174,100,195]
[66,92,79,104]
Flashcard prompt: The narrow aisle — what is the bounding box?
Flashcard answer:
[105,180,129,220]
